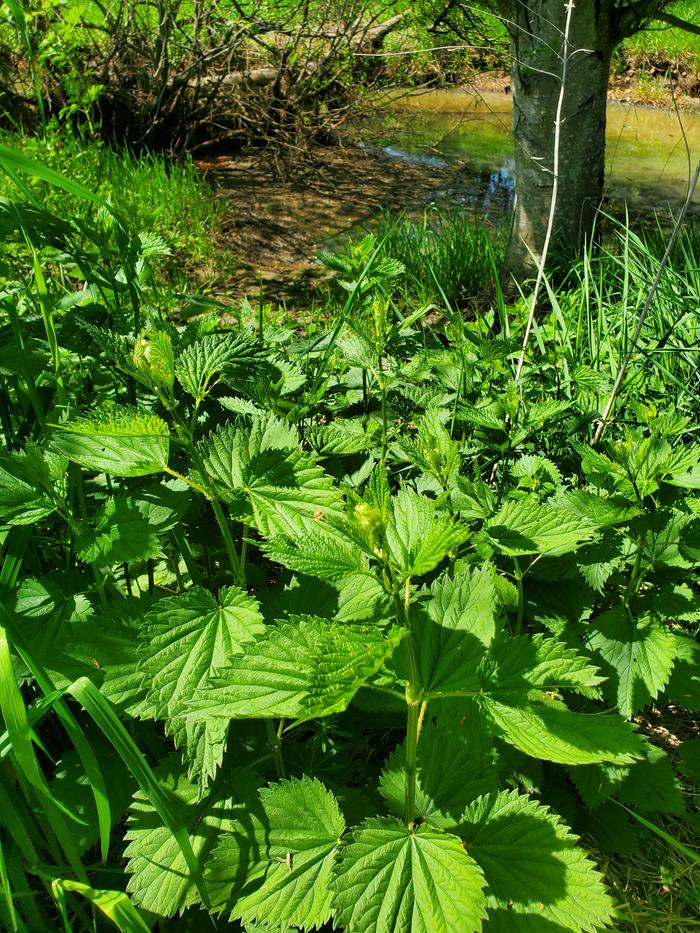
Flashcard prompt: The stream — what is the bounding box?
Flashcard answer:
[355,88,700,223]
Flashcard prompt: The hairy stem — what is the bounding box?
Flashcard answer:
[404,700,420,827]
[265,719,286,779]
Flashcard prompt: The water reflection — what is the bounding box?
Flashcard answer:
[359,89,700,221]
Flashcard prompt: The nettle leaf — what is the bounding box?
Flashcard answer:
[175,331,261,403]
[379,724,497,829]
[124,758,235,917]
[587,608,677,717]
[139,586,264,787]
[416,567,496,698]
[554,489,642,527]
[330,817,487,933]
[51,741,136,855]
[197,415,343,535]
[307,421,376,456]
[188,616,403,721]
[572,745,684,815]
[0,448,57,525]
[664,633,700,711]
[262,531,365,582]
[52,611,149,716]
[52,405,169,477]
[76,496,162,566]
[485,499,598,556]
[135,478,192,533]
[459,790,614,932]
[133,330,175,395]
[385,488,469,578]
[206,777,344,930]
[486,633,604,695]
[481,700,643,765]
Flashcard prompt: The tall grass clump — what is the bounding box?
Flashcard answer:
[516,216,700,427]
[0,128,227,287]
[322,209,502,311]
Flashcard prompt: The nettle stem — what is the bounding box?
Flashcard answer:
[168,412,245,587]
[404,700,420,826]
[265,719,286,779]
[392,575,423,828]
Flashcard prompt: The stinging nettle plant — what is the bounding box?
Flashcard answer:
[1,113,699,933]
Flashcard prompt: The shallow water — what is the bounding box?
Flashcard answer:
[357,88,700,222]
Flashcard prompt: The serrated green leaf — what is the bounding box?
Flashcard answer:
[330,817,487,933]
[307,421,376,456]
[485,499,598,556]
[555,490,642,527]
[571,745,684,815]
[133,331,174,395]
[207,777,344,930]
[198,416,343,535]
[0,450,56,525]
[50,742,136,854]
[386,488,469,578]
[262,532,365,582]
[51,612,149,716]
[482,700,644,765]
[379,724,497,829]
[124,759,235,918]
[664,633,700,711]
[459,790,614,932]
[416,567,495,698]
[52,405,169,477]
[587,608,677,717]
[175,331,261,403]
[139,587,264,787]
[188,617,403,721]
[76,496,162,566]
[485,633,604,695]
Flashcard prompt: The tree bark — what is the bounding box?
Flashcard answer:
[502,1,616,285]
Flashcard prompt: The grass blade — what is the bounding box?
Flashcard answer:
[65,677,210,909]
[52,880,152,933]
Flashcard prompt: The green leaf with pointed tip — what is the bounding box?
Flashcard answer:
[188,616,403,721]
[124,759,235,918]
[0,450,56,525]
[50,742,136,855]
[76,496,162,566]
[587,608,677,717]
[459,790,614,932]
[416,567,496,698]
[571,745,684,815]
[379,724,497,829]
[139,587,264,787]
[663,633,700,711]
[49,611,149,716]
[485,499,598,556]
[485,633,605,695]
[482,700,644,765]
[262,532,365,582]
[52,405,169,477]
[386,489,469,578]
[175,332,261,403]
[133,331,174,395]
[330,817,487,933]
[207,777,344,930]
[307,421,376,456]
[197,416,343,535]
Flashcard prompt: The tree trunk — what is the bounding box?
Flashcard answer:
[502,1,616,285]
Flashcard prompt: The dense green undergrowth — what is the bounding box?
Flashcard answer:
[0,143,699,933]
